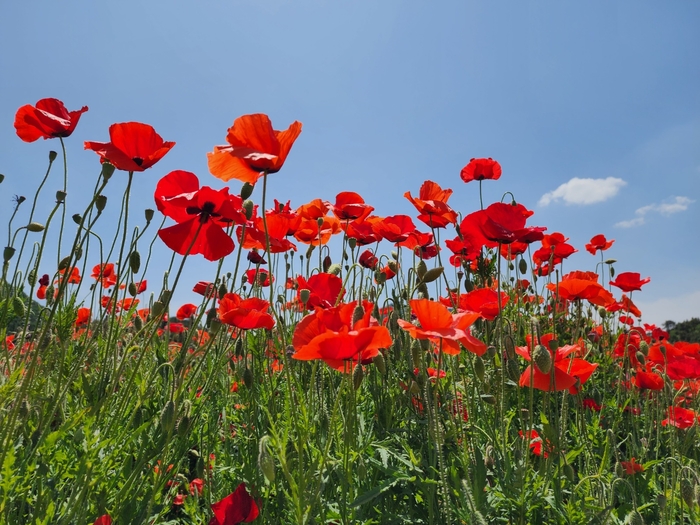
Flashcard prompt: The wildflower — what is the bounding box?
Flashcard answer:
[85,122,175,172]
[620,458,644,476]
[359,249,379,269]
[93,516,112,525]
[155,170,246,261]
[15,98,88,142]
[442,287,509,321]
[404,180,458,228]
[585,234,614,255]
[610,272,651,293]
[245,268,272,287]
[218,293,275,330]
[331,191,374,221]
[209,483,259,524]
[296,273,344,309]
[519,429,551,458]
[662,406,698,429]
[176,303,198,320]
[208,113,302,184]
[460,157,502,183]
[91,263,118,288]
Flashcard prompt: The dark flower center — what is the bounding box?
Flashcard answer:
[187,202,220,224]
[132,157,144,166]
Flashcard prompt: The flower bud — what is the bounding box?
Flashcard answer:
[506,359,520,382]
[656,493,667,510]
[209,318,222,335]
[638,341,649,355]
[44,285,55,306]
[323,255,332,272]
[518,258,527,274]
[95,195,107,212]
[0,174,4,184]
[421,267,444,285]
[532,345,552,374]
[3,246,16,262]
[486,346,497,360]
[635,352,646,367]
[129,251,141,274]
[240,182,255,200]
[503,336,516,360]
[353,363,364,390]
[159,290,172,305]
[134,315,143,331]
[409,380,421,395]
[411,340,422,369]
[145,208,154,222]
[72,214,82,225]
[481,394,496,405]
[27,268,37,286]
[328,263,342,275]
[152,301,165,318]
[128,282,138,297]
[258,435,275,483]
[27,222,45,232]
[416,260,427,280]
[299,289,311,305]
[12,297,25,317]
[373,353,386,375]
[55,190,67,203]
[243,367,254,389]
[474,356,485,382]
[102,162,115,180]
[49,151,58,162]
[626,510,643,525]
[352,304,365,325]
[681,478,695,508]
[243,200,254,220]
[160,400,176,434]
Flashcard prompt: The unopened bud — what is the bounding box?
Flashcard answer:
[635,352,645,366]
[128,282,138,297]
[626,510,643,525]
[12,297,25,317]
[27,222,45,232]
[243,200,254,220]
[58,255,71,270]
[352,304,365,325]
[49,151,58,162]
[152,301,165,318]
[45,285,55,305]
[55,190,66,203]
[209,318,222,335]
[218,283,228,298]
[373,353,386,375]
[638,341,649,355]
[506,359,520,382]
[474,356,485,382]
[411,341,422,369]
[518,258,528,274]
[681,478,695,508]
[353,363,364,390]
[328,263,341,275]
[4,246,16,262]
[481,394,496,405]
[258,435,275,482]
[145,208,154,222]
[532,345,552,374]
[323,255,332,272]
[101,163,115,180]
[27,268,37,286]
[160,400,176,434]
[134,315,143,331]
[129,251,141,273]
[72,214,82,225]
[409,381,421,395]
[243,367,254,389]
[240,182,254,200]
[95,195,107,212]
[416,260,427,279]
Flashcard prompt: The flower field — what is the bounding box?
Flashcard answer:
[2,98,700,524]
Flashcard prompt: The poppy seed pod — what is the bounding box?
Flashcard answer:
[348,237,357,249]
[3,247,15,262]
[48,150,57,161]
[55,190,66,203]
[299,289,311,305]
[95,195,107,212]
[72,214,82,225]
[101,162,115,180]
[316,217,324,227]
[27,222,45,232]
[145,208,154,222]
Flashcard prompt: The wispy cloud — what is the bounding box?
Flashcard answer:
[538,177,627,207]
[615,196,694,228]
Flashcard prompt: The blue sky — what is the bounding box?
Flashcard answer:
[1,1,698,324]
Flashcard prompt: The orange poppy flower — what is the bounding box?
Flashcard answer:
[397,299,486,356]
[546,271,614,307]
[208,114,302,184]
[84,122,175,172]
[404,180,458,228]
[343,217,383,245]
[294,216,341,246]
[14,98,88,142]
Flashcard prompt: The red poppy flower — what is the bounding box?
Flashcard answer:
[662,406,698,429]
[292,301,392,372]
[442,287,509,321]
[208,114,302,184]
[332,192,374,221]
[397,299,486,356]
[606,294,642,318]
[93,516,112,525]
[218,293,274,330]
[582,398,602,411]
[460,157,502,183]
[371,215,416,243]
[193,281,217,298]
[190,478,205,496]
[209,483,259,525]
[297,273,345,309]
[245,268,272,287]
[620,458,644,476]
[156,170,245,261]
[632,369,664,390]
[85,122,175,172]
[460,202,545,248]
[14,98,88,142]
[585,234,614,255]
[546,271,615,307]
[343,217,383,246]
[177,303,198,320]
[247,249,267,265]
[610,272,651,293]
[239,213,296,254]
[294,216,342,246]
[91,263,117,288]
[404,180,458,228]
[359,249,379,269]
[519,429,550,458]
[75,307,91,327]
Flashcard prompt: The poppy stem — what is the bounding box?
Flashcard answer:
[479,180,484,210]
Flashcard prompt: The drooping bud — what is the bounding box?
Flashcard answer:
[218,283,228,298]
[411,340,422,370]
[27,268,36,286]
[209,318,222,335]
[159,290,172,305]
[638,341,649,355]
[506,359,520,382]
[44,285,55,306]
[240,182,255,200]
[681,478,696,508]
[626,510,643,525]
[503,336,516,360]
[474,356,485,382]
[258,435,275,482]
[152,301,165,318]
[27,222,45,232]
[134,315,143,331]
[323,255,332,272]
[243,367,254,389]
[416,260,427,280]
[128,282,138,297]
[328,263,342,276]
[3,247,16,262]
[12,297,25,317]
[635,352,646,367]
[518,258,527,274]
[72,214,82,225]
[352,304,365,325]
[420,267,444,285]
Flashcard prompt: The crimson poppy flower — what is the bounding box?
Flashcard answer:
[606,294,642,318]
[332,192,374,221]
[620,458,644,476]
[245,268,272,287]
[218,293,274,330]
[442,287,509,321]
[662,406,698,429]
[546,271,615,307]
[519,429,550,458]
[297,273,345,309]
[460,202,545,248]
[85,122,174,172]
[208,114,302,185]
[610,272,651,293]
[632,369,664,390]
[239,214,296,254]
[343,217,383,246]
[56,266,81,285]
[404,181,458,228]
[75,307,91,327]
[460,158,502,183]
[359,249,378,269]
[292,301,392,372]
[190,478,205,496]
[371,215,416,243]
[247,249,266,264]
[14,98,88,142]
[585,234,614,255]
[209,483,259,525]
[193,281,217,298]
[582,398,602,411]
[176,303,198,320]
[91,263,117,288]
[398,299,486,356]
[93,516,112,525]
[156,170,245,261]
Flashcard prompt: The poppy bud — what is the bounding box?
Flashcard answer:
[72,214,82,225]
[177,415,191,437]
[55,190,66,203]
[209,318,222,335]
[243,367,254,389]
[391,250,399,260]
[464,279,474,292]
[323,255,332,272]
[27,222,45,232]
[656,494,667,510]
[258,435,275,483]
[563,464,575,482]
[49,150,58,162]
[12,296,25,318]
[481,394,496,405]
[635,352,645,366]
[134,315,143,331]
[129,251,141,274]
[411,341,422,369]
[353,364,364,390]
[695,483,700,507]
[503,337,516,360]
[45,285,55,306]
[416,260,427,280]
[243,200,254,220]
[160,400,176,434]
[532,345,552,374]
[420,267,444,285]
[484,445,495,469]
[626,510,643,525]
[597,307,607,318]
[316,217,324,227]
[609,266,615,278]
[240,182,255,200]
[305,244,315,259]
[3,246,15,262]
[638,341,649,355]
[96,195,107,212]
[352,304,365,325]
[145,208,154,222]
[159,290,172,305]
[375,271,386,285]
[152,301,165,318]
[0,174,4,184]
[681,479,696,508]
[299,289,311,306]
[518,258,527,274]
[328,263,341,276]
[474,356,485,382]
[102,162,115,180]
[614,462,624,478]
[128,282,138,297]
[57,255,71,271]
[605,259,617,265]
[486,346,497,360]
[409,381,421,395]
[18,400,30,418]
[218,283,227,298]
[373,353,386,375]
[27,268,36,286]
[506,359,520,382]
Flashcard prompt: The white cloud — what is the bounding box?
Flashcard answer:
[538,177,627,207]
[636,289,700,326]
[615,196,694,228]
